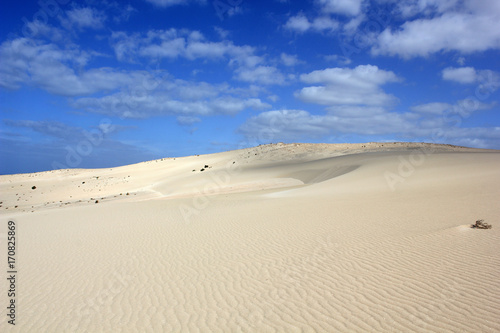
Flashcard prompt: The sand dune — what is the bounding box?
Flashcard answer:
[1,142,500,332]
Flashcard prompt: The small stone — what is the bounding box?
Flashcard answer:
[471,219,492,229]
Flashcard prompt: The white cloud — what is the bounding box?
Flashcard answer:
[297,86,396,106]
[318,0,364,16]
[112,4,136,23]
[300,65,399,87]
[238,104,500,147]
[140,38,187,58]
[452,99,495,117]
[176,116,201,125]
[426,127,500,148]
[0,38,116,95]
[235,66,286,85]
[70,78,271,118]
[442,66,500,86]
[411,99,494,118]
[20,20,66,41]
[0,37,178,97]
[411,102,451,115]
[372,1,500,58]
[442,67,477,84]
[343,14,365,34]
[0,39,31,90]
[267,95,279,102]
[284,14,339,33]
[441,67,500,95]
[239,62,498,145]
[392,0,461,18]
[326,105,388,117]
[110,29,290,85]
[60,7,107,30]
[111,29,265,68]
[280,53,301,66]
[110,32,138,62]
[284,14,310,32]
[283,1,364,35]
[214,27,230,39]
[33,67,134,97]
[0,35,276,118]
[185,40,230,59]
[4,120,86,141]
[296,65,400,106]
[143,0,206,7]
[238,107,414,141]
[312,16,340,31]
[238,110,330,141]
[393,0,500,20]
[73,92,270,118]
[324,54,352,65]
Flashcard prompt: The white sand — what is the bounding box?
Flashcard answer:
[1,142,500,332]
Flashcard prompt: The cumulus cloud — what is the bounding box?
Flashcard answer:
[284,14,339,33]
[284,15,310,32]
[214,27,230,39]
[238,110,330,141]
[280,53,301,66]
[324,54,352,65]
[411,102,452,115]
[71,78,271,118]
[74,93,270,118]
[238,107,414,141]
[239,62,498,146]
[283,0,366,35]
[372,0,500,58]
[0,23,287,107]
[412,99,495,118]
[20,20,67,41]
[143,0,206,7]
[391,0,461,18]
[0,37,166,96]
[235,66,285,85]
[442,67,478,84]
[60,7,107,30]
[296,65,400,107]
[0,34,273,118]
[300,65,399,86]
[317,0,364,16]
[4,120,88,141]
[112,4,136,23]
[441,67,500,91]
[238,105,500,148]
[0,38,113,95]
[176,116,201,126]
[110,29,287,85]
[111,29,260,63]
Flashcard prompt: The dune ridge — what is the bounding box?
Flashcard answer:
[1,142,499,332]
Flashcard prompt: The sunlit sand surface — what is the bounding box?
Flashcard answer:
[1,142,499,332]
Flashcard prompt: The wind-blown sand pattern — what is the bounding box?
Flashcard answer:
[1,142,500,332]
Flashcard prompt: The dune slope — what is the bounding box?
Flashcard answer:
[1,142,500,332]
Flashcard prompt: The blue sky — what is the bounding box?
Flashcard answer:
[1,0,499,174]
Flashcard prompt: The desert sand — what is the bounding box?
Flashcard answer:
[1,142,499,332]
